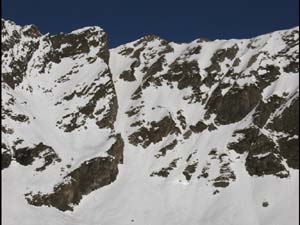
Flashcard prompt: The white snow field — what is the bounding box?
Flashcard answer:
[2,19,299,225]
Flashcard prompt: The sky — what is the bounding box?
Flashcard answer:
[2,0,299,47]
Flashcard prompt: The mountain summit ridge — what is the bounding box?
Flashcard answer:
[2,19,299,225]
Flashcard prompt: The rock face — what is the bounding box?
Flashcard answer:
[14,143,61,172]
[1,19,299,225]
[25,134,124,211]
[2,19,123,211]
[205,85,262,125]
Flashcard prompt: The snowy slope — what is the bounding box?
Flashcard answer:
[1,19,299,225]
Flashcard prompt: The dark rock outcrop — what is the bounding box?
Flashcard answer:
[128,116,180,148]
[26,134,124,211]
[14,143,61,172]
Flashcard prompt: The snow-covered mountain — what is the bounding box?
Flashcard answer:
[1,19,299,225]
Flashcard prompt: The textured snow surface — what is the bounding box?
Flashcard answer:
[2,19,299,225]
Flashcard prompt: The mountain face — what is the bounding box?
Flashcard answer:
[1,19,299,225]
